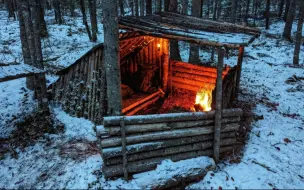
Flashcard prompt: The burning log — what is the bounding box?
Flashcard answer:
[100,123,239,148]
[102,146,234,178]
[104,138,236,166]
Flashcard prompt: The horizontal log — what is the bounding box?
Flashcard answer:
[102,132,236,159]
[125,95,161,116]
[104,108,243,127]
[158,12,261,35]
[119,24,244,49]
[101,123,239,148]
[101,117,240,136]
[122,91,161,114]
[172,67,227,78]
[102,146,233,178]
[105,138,236,165]
[172,73,216,84]
[172,61,230,74]
[172,81,201,92]
[171,77,216,90]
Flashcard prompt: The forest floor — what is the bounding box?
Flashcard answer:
[0,10,304,189]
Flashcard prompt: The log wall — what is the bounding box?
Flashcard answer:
[120,37,169,88]
[51,37,169,124]
[51,44,106,124]
[170,60,237,109]
[98,108,243,178]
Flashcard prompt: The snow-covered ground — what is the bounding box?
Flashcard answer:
[0,9,304,189]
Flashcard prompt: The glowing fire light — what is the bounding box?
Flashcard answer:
[195,89,212,112]
[157,43,161,51]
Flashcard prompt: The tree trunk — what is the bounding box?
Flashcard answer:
[265,0,270,30]
[169,0,181,61]
[135,0,139,16]
[278,0,284,17]
[293,0,304,66]
[283,0,296,41]
[189,0,202,64]
[17,0,31,67]
[88,0,98,42]
[216,0,222,21]
[80,0,92,41]
[231,0,237,23]
[102,0,122,116]
[283,0,290,22]
[17,0,49,112]
[146,0,152,14]
[244,0,250,24]
[35,0,48,37]
[156,0,162,12]
[69,0,75,17]
[182,0,188,15]
[53,0,63,24]
[213,0,219,20]
[5,0,16,19]
[119,0,124,16]
[140,0,145,16]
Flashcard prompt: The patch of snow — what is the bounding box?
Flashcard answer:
[95,156,215,189]
[54,107,96,141]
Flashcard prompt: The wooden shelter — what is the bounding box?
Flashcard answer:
[50,13,260,179]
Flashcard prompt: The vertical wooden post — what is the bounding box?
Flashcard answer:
[235,46,244,100]
[213,47,224,163]
[162,39,169,93]
[120,117,128,181]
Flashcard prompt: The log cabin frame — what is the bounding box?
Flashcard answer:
[50,13,261,179]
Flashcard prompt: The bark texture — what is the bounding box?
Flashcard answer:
[189,0,202,64]
[102,0,122,116]
[293,0,304,66]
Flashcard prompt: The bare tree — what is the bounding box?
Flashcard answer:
[283,0,296,41]
[80,0,92,41]
[5,0,16,19]
[69,0,75,17]
[53,0,63,24]
[88,0,98,42]
[146,0,152,14]
[182,0,188,15]
[213,0,219,20]
[283,0,290,21]
[189,0,202,64]
[265,0,270,29]
[17,0,49,112]
[135,0,139,16]
[231,0,237,23]
[168,0,182,61]
[102,0,122,116]
[293,0,304,66]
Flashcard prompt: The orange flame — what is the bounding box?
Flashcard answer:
[195,89,212,112]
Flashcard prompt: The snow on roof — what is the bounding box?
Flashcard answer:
[119,12,261,49]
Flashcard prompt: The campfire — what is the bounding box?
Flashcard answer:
[194,88,213,112]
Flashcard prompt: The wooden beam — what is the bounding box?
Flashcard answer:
[235,46,245,100]
[214,47,225,163]
[120,118,128,181]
